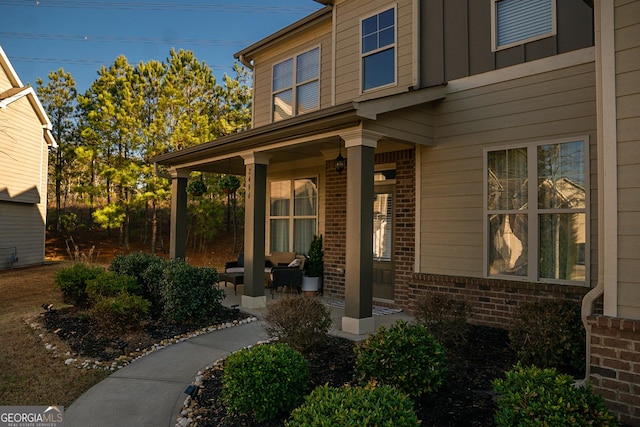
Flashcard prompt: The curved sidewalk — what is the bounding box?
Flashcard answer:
[65,320,268,427]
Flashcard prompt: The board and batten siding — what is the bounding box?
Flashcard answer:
[0,94,48,267]
[615,0,640,319]
[334,0,416,104]
[419,59,597,281]
[251,18,332,128]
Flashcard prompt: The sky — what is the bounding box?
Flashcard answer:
[0,0,323,93]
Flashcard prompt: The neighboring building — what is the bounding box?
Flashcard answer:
[0,46,56,269]
[153,1,639,423]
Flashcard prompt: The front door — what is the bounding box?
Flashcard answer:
[373,186,394,301]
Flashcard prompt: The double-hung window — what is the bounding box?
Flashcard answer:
[272,47,320,122]
[486,138,587,284]
[361,6,396,92]
[492,0,556,51]
[269,178,318,255]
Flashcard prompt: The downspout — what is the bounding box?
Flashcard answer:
[580,282,603,383]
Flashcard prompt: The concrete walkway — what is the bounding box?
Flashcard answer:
[65,292,411,427]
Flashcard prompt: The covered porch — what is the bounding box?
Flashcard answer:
[152,88,444,334]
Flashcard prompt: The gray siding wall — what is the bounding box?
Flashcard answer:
[419,60,597,281]
[615,0,640,319]
[421,0,594,87]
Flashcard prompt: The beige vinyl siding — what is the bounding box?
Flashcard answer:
[615,0,640,318]
[368,104,436,145]
[251,19,332,128]
[419,60,597,280]
[0,94,48,268]
[334,0,415,104]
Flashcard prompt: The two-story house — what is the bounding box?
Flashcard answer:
[0,46,56,269]
[153,1,640,424]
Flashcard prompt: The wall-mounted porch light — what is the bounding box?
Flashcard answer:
[335,137,345,173]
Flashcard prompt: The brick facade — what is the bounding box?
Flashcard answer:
[588,316,640,426]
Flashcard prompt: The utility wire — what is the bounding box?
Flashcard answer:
[0,32,249,47]
[0,0,318,14]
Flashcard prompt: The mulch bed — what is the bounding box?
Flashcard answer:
[187,325,516,427]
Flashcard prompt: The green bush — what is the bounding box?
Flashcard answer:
[354,320,447,397]
[263,296,332,354]
[286,383,420,427]
[159,260,223,323]
[222,343,309,422]
[510,299,585,375]
[109,252,167,308]
[86,271,142,303]
[493,363,617,426]
[91,292,151,336]
[414,293,473,351]
[54,263,105,307]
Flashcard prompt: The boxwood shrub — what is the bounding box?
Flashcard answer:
[222,343,309,422]
[493,363,617,426]
[86,271,142,303]
[286,383,420,427]
[54,263,105,307]
[509,299,585,375]
[354,320,447,397]
[109,252,167,307]
[91,292,151,336]
[159,260,223,323]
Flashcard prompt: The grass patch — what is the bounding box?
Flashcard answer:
[0,262,109,406]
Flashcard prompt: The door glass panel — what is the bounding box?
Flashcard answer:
[373,192,393,262]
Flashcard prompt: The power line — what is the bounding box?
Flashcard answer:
[0,31,249,47]
[9,56,233,71]
[0,0,319,14]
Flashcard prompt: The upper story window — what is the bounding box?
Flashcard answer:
[485,138,587,284]
[492,0,556,51]
[272,47,320,122]
[361,6,396,92]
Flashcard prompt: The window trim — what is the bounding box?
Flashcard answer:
[491,0,557,52]
[267,176,319,255]
[271,46,321,123]
[483,136,590,286]
[360,4,398,94]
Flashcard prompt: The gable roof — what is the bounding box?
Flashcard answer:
[0,45,57,148]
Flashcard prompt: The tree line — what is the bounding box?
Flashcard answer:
[36,48,251,253]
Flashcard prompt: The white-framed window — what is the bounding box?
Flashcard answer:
[485,138,588,284]
[272,47,320,122]
[269,178,318,254]
[361,5,396,92]
[491,0,556,51]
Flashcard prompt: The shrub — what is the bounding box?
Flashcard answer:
[493,363,617,426]
[54,263,105,307]
[159,260,223,323]
[354,320,447,397]
[263,296,332,354]
[414,293,473,351]
[222,343,309,422]
[509,299,585,375]
[86,271,142,303]
[91,292,151,336]
[109,252,167,307]
[286,383,419,427]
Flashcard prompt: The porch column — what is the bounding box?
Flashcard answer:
[341,130,382,335]
[169,168,190,260]
[241,153,270,309]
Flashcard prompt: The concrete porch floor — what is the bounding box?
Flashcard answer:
[220,283,413,340]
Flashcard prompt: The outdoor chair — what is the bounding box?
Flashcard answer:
[270,256,305,295]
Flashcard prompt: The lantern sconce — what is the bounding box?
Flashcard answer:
[335,137,345,173]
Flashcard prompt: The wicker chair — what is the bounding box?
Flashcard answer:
[270,257,305,295]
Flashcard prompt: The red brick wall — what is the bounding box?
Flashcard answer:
[323,148,415,301]
[588,316,640,426]
[408,274,589,328]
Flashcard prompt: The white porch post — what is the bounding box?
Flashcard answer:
[341,130,383,335]
[241,153,270,309]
